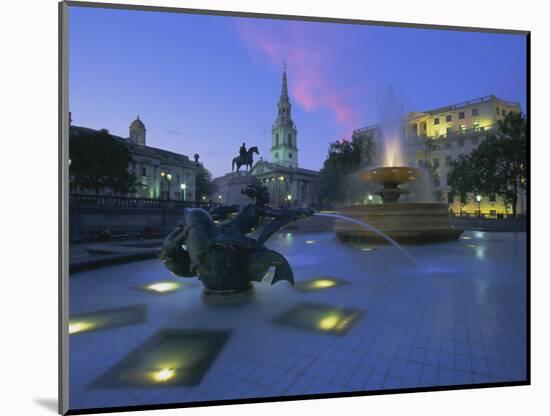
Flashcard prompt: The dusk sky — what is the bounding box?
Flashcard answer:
[69,6,527,178]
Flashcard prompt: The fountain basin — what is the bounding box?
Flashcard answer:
[335,203,463,244]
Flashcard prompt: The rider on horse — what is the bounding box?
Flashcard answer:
[239,142,247,160]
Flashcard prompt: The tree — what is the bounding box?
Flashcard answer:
[447,112,527,215]
[69,129,137,195]
[469,112,527,215]
[318,134,375,205]
[447,155,476,212]
[195,164,217,201]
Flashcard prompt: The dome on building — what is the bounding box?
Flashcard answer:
[130,115,145,130]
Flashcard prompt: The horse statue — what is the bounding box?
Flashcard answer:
[232,146,259,173]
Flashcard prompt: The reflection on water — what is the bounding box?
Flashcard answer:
[69,304,146,336]
[274,302,362,335]
[91,329,231,388]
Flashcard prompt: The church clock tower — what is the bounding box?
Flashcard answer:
[271,63,298,168]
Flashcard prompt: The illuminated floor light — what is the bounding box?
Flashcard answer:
[305,240,316,244]
[361,247,374,251]
[311,279,337,289]
[151,368,176,383]
[318,315,340,330]
[69,321,96,334]
[295,277,348,292]
[92,329,231,387]
[145,281,180,293]
[68,305,146,335]
[274,302,363,335]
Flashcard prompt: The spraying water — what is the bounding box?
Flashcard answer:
[315,212,418,266]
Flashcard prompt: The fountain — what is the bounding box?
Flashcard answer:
[335,165,463,244]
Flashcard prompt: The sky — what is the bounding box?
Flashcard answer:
[69,6,527,178]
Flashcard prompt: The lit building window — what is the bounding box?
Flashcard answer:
[473,121,480,131]
[459,124,466,133]
[458,111,465,119]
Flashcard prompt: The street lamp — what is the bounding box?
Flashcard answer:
[476,194,482,217]
[165,173,172,199]
[180,183,187,201]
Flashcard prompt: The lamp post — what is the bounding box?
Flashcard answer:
[287,194,292,207]
[180,183,187,201]
[166,173,172,200]
[476,194,482,217]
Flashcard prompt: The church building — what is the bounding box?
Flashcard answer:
[250,65,320,207]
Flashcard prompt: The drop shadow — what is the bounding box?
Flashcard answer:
[34,398,58,413]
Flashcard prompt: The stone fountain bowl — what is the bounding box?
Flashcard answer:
[361,166,420,186]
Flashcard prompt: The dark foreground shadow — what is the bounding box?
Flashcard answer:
[34,398,58,413]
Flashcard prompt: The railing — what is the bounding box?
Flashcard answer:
[69,193,219,210]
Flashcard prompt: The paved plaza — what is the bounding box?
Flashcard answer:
[69,230,527,411]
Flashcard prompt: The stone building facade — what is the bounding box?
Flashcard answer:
[70,116,197,201]
[352,95,526,215]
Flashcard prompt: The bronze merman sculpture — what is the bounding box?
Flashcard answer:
[158,184,313,296]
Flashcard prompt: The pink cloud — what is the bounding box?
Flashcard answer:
[235,20,359,138]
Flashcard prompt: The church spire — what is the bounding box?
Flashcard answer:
[271,62,298,168]
[280,61,289,101]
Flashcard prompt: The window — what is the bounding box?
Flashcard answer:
[446,127,453,136]
[446,114,452,122]
[458,138,465,147]
[472,108,479,116]
[276,133,279,146]
[458,111,465,119]
[433,158,440,168]
[289,153,293,159]
[274,152,279,159]
[434,117,440,125]
[141,167,147,176]
[288,134,291,145]
[496,106,500,115]
[445,155,452,166]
